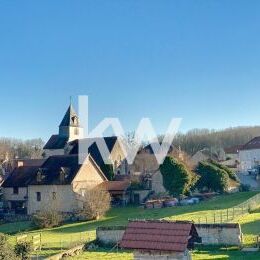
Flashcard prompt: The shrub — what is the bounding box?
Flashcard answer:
[160,156,196,197]
[77,187,111,220]
[14,241,33,260]
[209,159,238,181]
[32,210,63,228]
[195,161,229,193]
[0,233,17,260]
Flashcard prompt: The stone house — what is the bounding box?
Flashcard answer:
[2,154,108,215]
[238,136,260,172]
[1,165,39,213]
[120,220,200,260]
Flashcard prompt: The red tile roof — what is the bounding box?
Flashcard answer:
[98,181,130,194]
[240,137,260,150]
[120,220,199,253]
[224,145,243,154]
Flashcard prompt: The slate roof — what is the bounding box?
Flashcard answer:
[2,154,107,187]
[59,104,79,127]
[120,220,199,253]
[29,154,82,185]
[2,166,39,187]
[43,135,68,150]
[68,136,118,167]
[240,137,260,151]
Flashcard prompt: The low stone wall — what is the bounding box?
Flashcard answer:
[96,226,126,246]
[46,244,85,260]
[196,223,242,246]
[96,223,242,247]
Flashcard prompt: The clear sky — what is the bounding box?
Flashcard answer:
[1,1,260,141]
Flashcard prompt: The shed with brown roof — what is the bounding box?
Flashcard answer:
[98,180,130,206]
[120,220,200,260]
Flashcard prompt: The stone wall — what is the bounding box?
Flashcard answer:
[3,187,28,202]
[27,184,78,215]
[96,226,126,246]
[196,223,242,246]
[96,223,242,247]
[134,250,191,260]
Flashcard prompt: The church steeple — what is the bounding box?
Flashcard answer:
[59,104,79,127]
[59,103,83,141]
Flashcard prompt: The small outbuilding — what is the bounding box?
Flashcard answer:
[120,220,200,260]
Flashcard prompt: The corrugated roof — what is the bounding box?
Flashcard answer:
[120,220,199,253]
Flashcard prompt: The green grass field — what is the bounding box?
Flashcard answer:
[0,191,259,258]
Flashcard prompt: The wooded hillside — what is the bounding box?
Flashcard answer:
[173,126,260,155]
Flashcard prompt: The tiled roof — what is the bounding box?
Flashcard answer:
[120,220,199,252]
[99,180,130,192]
[2,166,39,187]
[43,135,68,150]
[240,136,260,150]
[224,145,243,154]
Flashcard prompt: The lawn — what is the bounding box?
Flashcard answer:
[69,248,260,260]
[0,191,259,258]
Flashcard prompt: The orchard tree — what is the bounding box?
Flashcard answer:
[160,156,195,196]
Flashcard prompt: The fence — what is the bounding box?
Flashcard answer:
[13,193,260,257]
[185,193,260,224]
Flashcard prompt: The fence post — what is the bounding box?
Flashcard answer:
[220,211,222,223]
[227,209,229,221]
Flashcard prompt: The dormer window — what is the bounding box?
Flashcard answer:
[60,167,70,183]
[36,171,42,183]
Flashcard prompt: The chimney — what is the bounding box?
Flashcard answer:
[17,161,24,167]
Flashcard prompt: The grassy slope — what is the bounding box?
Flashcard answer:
[0,191,259,258]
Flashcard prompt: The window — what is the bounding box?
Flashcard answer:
[52,192,57,200]
[36,192,41,202]
[13,187,19,194]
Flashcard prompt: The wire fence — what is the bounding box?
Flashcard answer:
[16,193,260,257]
[188,192,260,224]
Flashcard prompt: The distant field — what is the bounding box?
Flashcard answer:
[0,191,259,258]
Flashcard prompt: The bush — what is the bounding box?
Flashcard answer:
[196,161,229,193]
[32,210,63,228]
[77,187,111,220]
[209,159,238,181]
[160,156,196,197]
[14,241,33,260]
[0,233,17,260]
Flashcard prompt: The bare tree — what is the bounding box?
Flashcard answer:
[77,187,111,220]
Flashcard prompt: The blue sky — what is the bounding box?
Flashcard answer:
[0,1,260,141]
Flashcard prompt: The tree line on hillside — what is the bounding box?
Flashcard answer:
[170,126,260,155]
[0,138,44,161]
